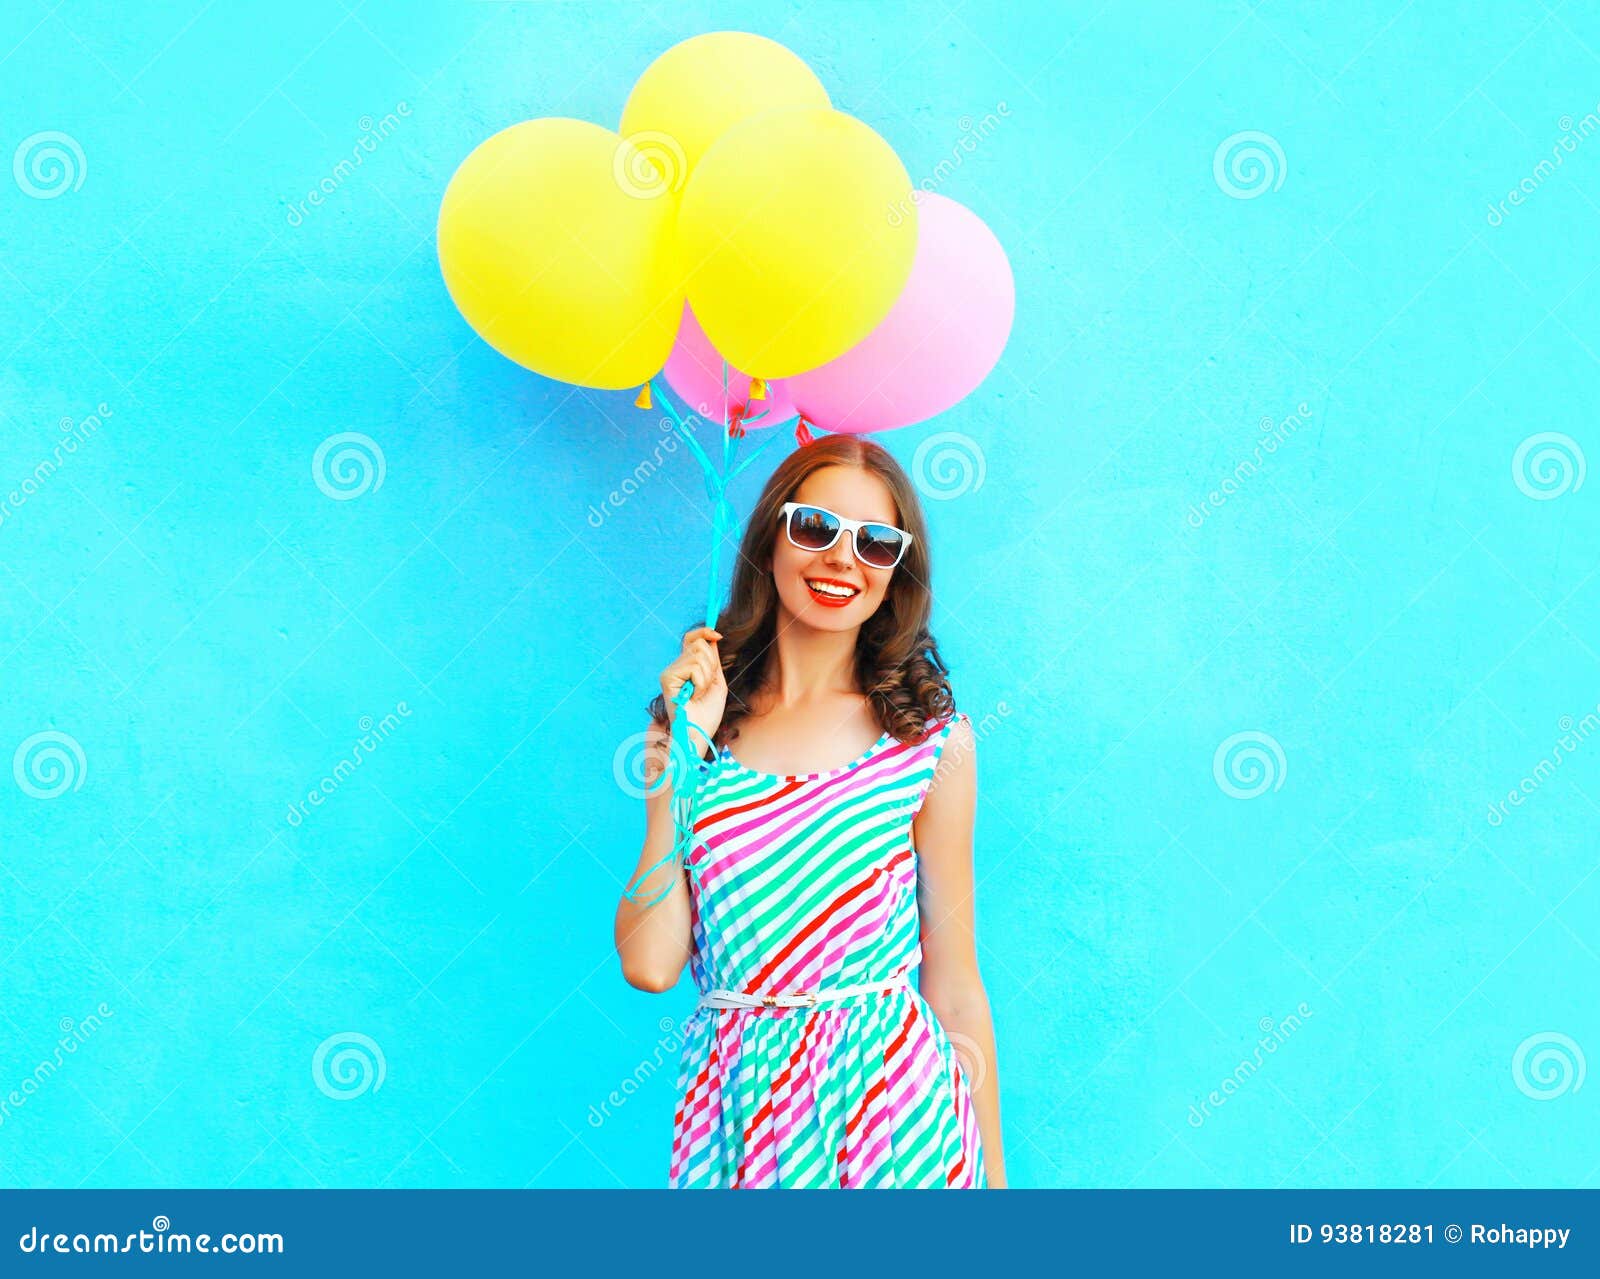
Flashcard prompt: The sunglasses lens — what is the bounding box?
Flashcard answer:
[788,505,840,552]
[856,524,905,568]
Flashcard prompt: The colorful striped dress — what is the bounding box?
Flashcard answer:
[668,710,988,1189]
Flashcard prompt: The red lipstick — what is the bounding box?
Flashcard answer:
[803,577,860,609]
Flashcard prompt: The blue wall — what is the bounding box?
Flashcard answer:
[2,0,1597,1188]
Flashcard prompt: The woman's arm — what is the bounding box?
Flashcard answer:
[613,720,695,992]
[913,716,1007,1188]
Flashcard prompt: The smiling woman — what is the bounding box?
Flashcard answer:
[613,433,1006,1189]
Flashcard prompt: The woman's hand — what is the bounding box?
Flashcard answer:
[659,625,728,758]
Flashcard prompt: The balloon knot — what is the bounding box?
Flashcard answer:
[727,404,747,439]
[634,384,652,410]
[749,377,768,401]
[794,417,814,448]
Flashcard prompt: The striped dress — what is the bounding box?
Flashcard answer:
[668,710,988,1189]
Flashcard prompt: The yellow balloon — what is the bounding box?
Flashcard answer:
[620,32,829,194]
[437,118,682,390]
[676,107,917,379]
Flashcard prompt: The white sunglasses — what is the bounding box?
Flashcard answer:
[779,501,913,569]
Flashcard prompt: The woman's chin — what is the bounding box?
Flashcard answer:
[780,592,864,631]
[805,610,857,631]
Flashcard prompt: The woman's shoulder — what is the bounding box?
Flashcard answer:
[906,709,976,814]
[910,707,972,752]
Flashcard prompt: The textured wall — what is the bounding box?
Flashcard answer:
[2,0,1597,1189]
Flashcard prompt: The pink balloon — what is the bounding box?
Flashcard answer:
[788,193,1013,434]
[662,303,797,429]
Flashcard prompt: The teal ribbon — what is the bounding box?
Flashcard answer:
[621,375,798,908]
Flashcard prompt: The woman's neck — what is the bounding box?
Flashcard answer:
[760,616,861,710]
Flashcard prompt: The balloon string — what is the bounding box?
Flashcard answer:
[725,429,789,483]
[620,373,742,907]
[619,372,815,908]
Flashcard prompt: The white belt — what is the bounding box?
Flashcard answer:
[698,971,911,1010]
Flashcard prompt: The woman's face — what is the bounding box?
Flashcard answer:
[769,465,903,633]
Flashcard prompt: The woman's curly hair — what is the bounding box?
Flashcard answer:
[647,433,955,752]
